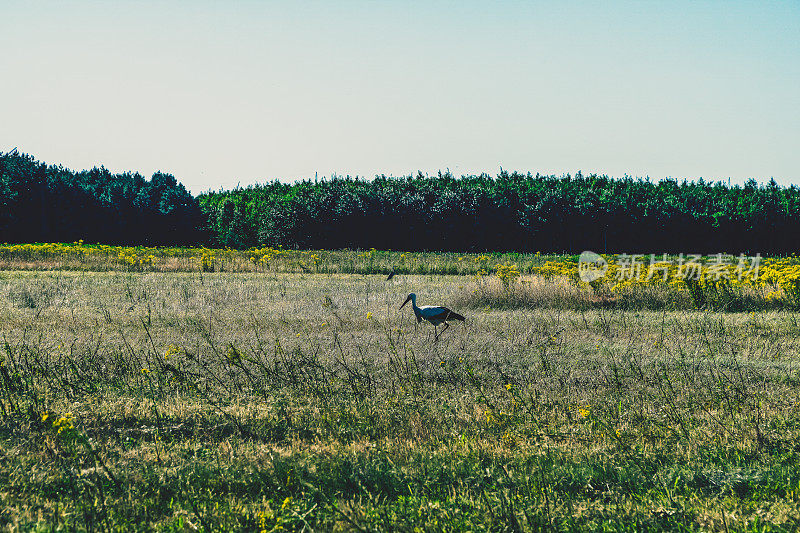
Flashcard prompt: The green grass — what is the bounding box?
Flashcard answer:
[0,243,563,276]
[2,270,800,531]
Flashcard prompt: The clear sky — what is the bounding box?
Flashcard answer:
[2,1,798,193]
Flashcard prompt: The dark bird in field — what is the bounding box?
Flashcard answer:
[386,271,395,281]
[400,293,465,340]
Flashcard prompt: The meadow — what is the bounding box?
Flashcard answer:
[3,247,800,531]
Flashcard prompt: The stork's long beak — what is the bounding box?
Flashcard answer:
[400,295,411,309]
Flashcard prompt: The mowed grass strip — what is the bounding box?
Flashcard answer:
[2,271,800,531]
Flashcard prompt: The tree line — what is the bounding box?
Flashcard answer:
[0,151,204,245]
[2,150,798,253]
[200,171,800,254]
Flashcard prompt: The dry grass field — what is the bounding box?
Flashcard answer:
[3,267,800,531]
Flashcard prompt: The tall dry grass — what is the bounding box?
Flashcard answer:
[1,270,800,529]
[456,273,779,312]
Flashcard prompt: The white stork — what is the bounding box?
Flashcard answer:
[400,293,465,340]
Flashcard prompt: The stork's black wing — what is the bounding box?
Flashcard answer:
[427,307,465,322]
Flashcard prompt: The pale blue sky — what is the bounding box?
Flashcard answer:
[2,1,798,193]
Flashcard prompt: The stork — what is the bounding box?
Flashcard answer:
[400,293,465,340]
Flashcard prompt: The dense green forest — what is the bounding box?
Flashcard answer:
[0,151,204,245]
[200,171,799,254]
[2,150,799,253]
